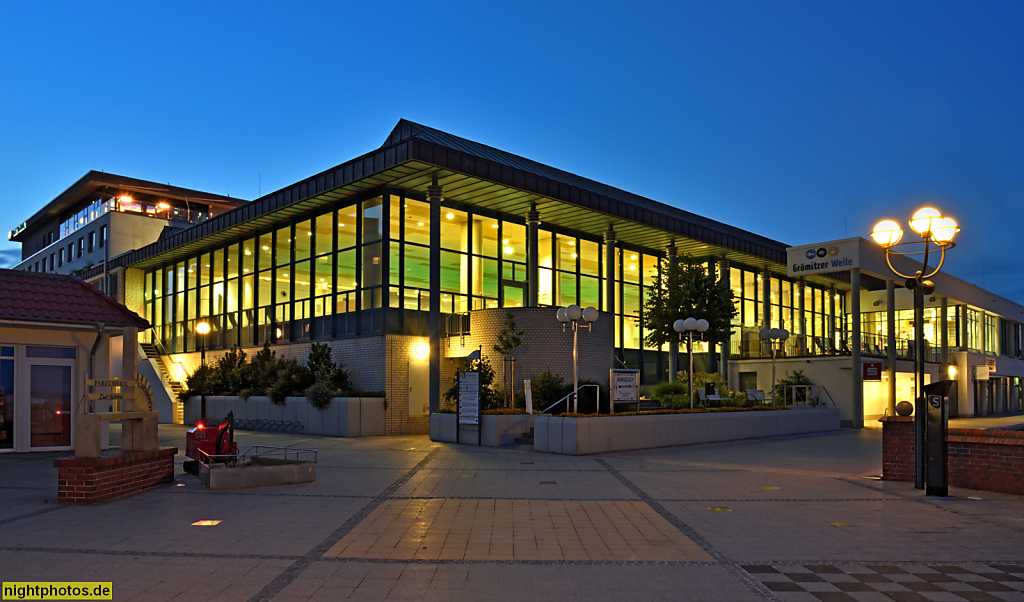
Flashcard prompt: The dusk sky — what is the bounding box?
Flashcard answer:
[1,2,1021,301]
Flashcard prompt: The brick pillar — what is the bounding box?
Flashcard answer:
[880,416,915,481]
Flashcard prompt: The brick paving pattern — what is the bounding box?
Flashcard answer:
[1,420,1023,601]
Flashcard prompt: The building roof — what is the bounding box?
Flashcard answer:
[8,171,247,243]
[102,119,804,274]
[0,270,149,328]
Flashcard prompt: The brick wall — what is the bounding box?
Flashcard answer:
[880,417,916,483]
[384,335,430,436]
[54,448,177,504]
[880,417,1024,496]
[445,307,615,390]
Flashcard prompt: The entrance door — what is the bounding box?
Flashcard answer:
[29,364,73,449]
[0,347,13,450]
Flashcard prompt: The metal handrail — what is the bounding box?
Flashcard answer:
[777,384,836,407]
[197,445,318,466]
[540,384,599,414]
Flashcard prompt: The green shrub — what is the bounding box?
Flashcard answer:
[529,370,572,411]
[443,355,499,411]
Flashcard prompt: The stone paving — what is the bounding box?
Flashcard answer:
[1,420,1023,601]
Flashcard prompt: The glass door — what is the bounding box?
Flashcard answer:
[29,364,72,449]
[0,347,12,450]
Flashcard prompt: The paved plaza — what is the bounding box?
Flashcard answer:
[2,420,1024,601]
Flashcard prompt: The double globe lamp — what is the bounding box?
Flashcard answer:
[556,304,598,413]
[673,318,708,409]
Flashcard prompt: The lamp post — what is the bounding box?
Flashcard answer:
[759,328,790,404]
[195,320,211,422]
[674,318,709,409]
[556,304,598,413]
[871,207,958,493]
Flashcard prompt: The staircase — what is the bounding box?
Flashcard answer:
[514,428,534,445]
[140,342,186,423]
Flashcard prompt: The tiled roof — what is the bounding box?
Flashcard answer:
[0,270,149,328]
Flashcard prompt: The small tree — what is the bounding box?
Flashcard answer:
[493,312,523,407]
[304,342,352,410]
[642,254,737,360]
[443,355,499,411]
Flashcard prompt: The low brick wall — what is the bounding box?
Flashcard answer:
[880,417,1024,496]
[54,448,178,504]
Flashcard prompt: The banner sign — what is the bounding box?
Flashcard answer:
[524,379,533,414]
[786,240,859,277]
[458,371,480,425]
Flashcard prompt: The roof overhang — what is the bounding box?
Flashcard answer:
[113,126,840,292]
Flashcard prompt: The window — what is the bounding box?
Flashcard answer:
[67,243,74,261]
[77,237,84,257]
[98,226,106,248]
[58,248,64,267]
[88,231,95,253]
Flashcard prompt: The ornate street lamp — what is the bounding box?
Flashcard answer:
[871,207,958,492]
[674,318,709,409]
[195,320,211,422]
[556,304,598,413]
[759,328,790,404]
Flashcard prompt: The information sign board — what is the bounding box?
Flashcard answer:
[458,371,480,425]
[610,369,640,402]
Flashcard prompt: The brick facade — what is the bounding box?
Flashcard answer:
[444,307,615,397]
[880,417,1024,496]
[54,447,178,504]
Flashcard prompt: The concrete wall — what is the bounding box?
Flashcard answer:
[429,413,536,447]
[535,407,841,455]
[729,355,941,425]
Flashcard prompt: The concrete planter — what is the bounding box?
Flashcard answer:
[429,413,536,447]
[534,407,842,455]
[184,396,385,437]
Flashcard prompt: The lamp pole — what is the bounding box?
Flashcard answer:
[674,318,709,409]
[557,305,598,413]
[871,208,959,494]
[759,328,790,404]
[196,321,211,422]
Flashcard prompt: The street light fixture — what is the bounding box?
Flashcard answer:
[759,328,790,404]
[195,320,211,422]
[674,318,709,409]
[871,206,958,494]
[556,304,598,413]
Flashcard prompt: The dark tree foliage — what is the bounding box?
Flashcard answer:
[642,254,737,350]
[443,355,499,411]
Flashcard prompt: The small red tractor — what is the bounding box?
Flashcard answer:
[183,411,238,475]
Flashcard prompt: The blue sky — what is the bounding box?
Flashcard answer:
[1,2,1022,301]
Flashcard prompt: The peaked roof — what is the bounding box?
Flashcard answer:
[0,270,149,328]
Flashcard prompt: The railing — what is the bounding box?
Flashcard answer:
[197,444,317,466]
[732,332,942,362]
[775,384,836,407]
[541,384,599,415]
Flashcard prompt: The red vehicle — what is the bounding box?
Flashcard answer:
[184,411,237,474]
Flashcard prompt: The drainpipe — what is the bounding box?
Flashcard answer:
[88,321,106,381]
